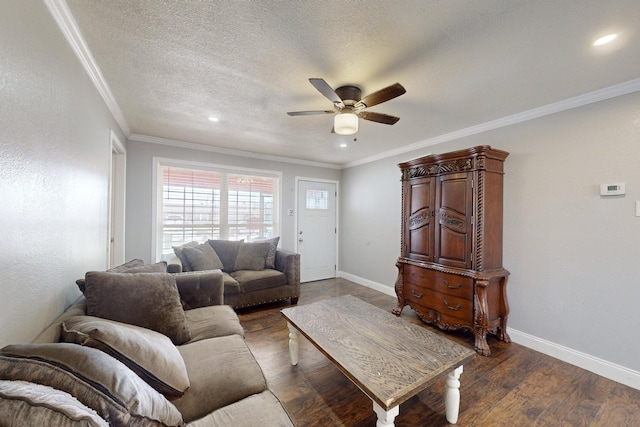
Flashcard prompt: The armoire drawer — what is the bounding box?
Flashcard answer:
[403,265,473,300]
[405,288,473,323]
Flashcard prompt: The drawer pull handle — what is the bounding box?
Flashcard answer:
[444,300,461,311]
[445,281,462,290]
[411,289,424,299]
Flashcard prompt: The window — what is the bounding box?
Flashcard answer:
[305,189,328,210]
[155,160,280,259]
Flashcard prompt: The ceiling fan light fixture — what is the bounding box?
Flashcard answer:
[334,112,358,135]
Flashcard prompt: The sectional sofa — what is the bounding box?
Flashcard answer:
[0,264,295,426]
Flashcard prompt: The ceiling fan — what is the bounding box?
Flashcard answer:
[287,78,406,135]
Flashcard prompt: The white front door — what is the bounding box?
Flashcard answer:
[297,179,337,283]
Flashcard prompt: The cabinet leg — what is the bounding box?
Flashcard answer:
[392,263,405,316]
[474,281,491,356]
[474,332,491,357]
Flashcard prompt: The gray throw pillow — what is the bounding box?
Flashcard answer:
[0,380,109,427]
[0,344,184,427]
[181,242,224,271]
[254,236,280,269]
[76,260,166,293]
[208,240,243,273]
[233,242,271,271]
[62,316,190,399]
[172,241,199,271]
[84,272,191,345]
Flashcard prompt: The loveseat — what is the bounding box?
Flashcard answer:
[0,264,295,426]
[169,238,300,309]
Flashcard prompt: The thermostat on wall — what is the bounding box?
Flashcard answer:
[600,183,625,196]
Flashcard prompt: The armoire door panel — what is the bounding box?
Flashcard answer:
[408,226,432,260]
[438,228,469,267]
[404,177,435,261]
[438,175,469,215]
[409,181,434,216]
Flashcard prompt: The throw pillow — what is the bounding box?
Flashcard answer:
[172,241,199,271]
[62,316,190,399]
[208,239,243,273]
[75,260,166,293]
[0,344,184,427]
[181,242,224,271]
[233,242,271,271]
[254,236,280,269]
[83,272,191,345]
[108,258,146,272]
[0,380,108,427]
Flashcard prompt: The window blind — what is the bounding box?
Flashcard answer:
[160,165,278,255]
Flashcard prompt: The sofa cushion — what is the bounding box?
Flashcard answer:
[84,271,191,345]
[0,380,109,427]
[254,236,280,269]
[231,269,288,293]
[181,242,224,271]
[233,241,271,271]
[172,335,267,423]
[185,305,245,342]
[221,272,241,295]
[186,390,294,427]
[61,316,190,399]
[208,239,243,273]
[172,241,200,271]
[0,344,183,427]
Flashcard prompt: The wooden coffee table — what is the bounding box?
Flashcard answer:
[281,295,475,426]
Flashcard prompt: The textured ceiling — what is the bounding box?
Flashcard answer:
[65,0,640,166]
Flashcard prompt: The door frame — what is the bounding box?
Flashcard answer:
[108,130,126,268]
[294,177,340,278]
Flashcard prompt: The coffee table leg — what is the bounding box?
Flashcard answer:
[372,401,399,427]
[444,365,464,424]
[287,322,299,366]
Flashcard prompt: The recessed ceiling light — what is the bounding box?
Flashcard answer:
[208,116,220,122]
[339,141,348,148]
[592,33,618,47]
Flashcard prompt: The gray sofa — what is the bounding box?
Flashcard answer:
[0,266,295,426]
[169,238,300,309]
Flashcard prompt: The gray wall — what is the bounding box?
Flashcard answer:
[340,91,640,372]
[0,1,126,346]
[124,140,341,262]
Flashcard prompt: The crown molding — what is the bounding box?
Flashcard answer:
[128,134,342,170]
[344,77,640,168]
[45,0,131,136]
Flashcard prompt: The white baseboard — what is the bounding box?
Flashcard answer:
[508,329,640,391]
[338,271,396,297]
[337,271,640,391]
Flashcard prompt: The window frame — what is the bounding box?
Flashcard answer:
[152,157,282,261]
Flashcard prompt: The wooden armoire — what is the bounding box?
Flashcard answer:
[392,145,510,356]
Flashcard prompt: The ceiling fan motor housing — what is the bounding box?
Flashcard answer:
[335,86,362,106]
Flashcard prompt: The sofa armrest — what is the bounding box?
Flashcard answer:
[167,263,183,273]
[274,249,300,289]
[174,270,224,310]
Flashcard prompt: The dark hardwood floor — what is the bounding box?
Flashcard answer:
[236,278,640,426]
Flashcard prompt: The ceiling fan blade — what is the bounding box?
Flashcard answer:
[287,110,335,116]
[357,83,406,108]
[309,78,344,107]
[358,111,400,125]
